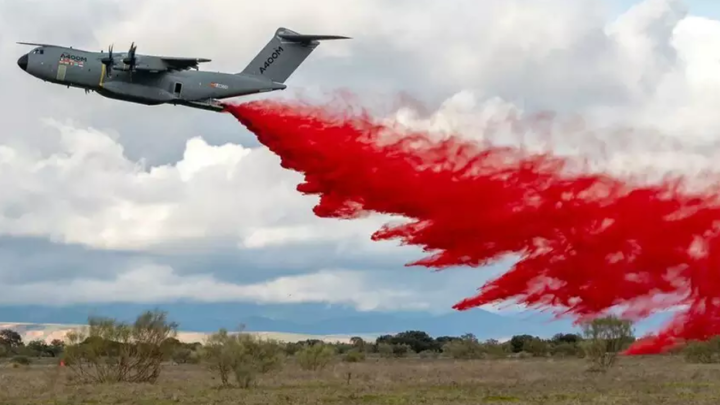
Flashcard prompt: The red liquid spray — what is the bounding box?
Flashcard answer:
[223,99,720,354]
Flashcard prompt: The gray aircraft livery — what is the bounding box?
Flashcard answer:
[16,27,349,112]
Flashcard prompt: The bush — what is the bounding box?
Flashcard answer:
[442,338,485,360]
[296,343,335,371]
[377,343,394,358]
[203,329,284,388]
[580,315,634,372]
[682,337,720,364]
[171,347,196,364]
[62,310,178,384]
[418,350,440,359]
[342,349,366,363]
[483,339,511,358]
[391,343,411,358]
[551,342,580,357]
[10,355,31,365]
[509,351,532,359]
[524,338,549,357]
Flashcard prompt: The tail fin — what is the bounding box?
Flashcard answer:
[240,27,350,83]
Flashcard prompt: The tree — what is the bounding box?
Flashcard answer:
[436,336,461,346]
[350,336,366,351]
[62,309,178,383]
[0,329,23,349]
[552,333,582,345]
[509,335,535,353]
[49,339,65,357]
[442,334,485,359]
[580,315,634,371]
[524,338,549,357]
[375,335,393,345]
[27,340,50,357]
[391,331,440,353]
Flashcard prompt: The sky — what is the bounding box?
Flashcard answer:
[2,0,720,330]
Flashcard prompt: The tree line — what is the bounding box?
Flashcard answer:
[1,309,719,388]
[0,316,632,363]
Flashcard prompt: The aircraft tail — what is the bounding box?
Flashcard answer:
[240,27,349,83]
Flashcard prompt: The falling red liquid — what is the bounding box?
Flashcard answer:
[223,98,720,354]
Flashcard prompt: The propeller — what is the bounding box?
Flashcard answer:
[99,44,114,77]
[122,42,137,70]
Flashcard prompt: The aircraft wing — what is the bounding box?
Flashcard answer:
[125,55,212,73]
[159,57,211,71]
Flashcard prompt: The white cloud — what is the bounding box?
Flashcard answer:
[0,118,403,252]
[0,264,428,311]
[3,0,720,314]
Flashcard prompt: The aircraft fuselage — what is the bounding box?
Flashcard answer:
[17,45,285,112]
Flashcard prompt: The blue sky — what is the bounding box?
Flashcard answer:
[611,0,720,18]
[1,0,719,337]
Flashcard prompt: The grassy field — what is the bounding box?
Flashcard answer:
[2,355,720,404]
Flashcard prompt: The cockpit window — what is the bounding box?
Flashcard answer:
[32,49,44,54]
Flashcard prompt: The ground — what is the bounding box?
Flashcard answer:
[1,356,718,404]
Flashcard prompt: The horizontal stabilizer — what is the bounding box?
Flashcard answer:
[277,33,351,43]
[17,42,65,48]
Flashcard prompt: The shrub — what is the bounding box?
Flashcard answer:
[442,338,485,360]
[203,329,284,388]
[551,342,580,358]
[580,315,634,372]
[524,339,549,357]
[391,343,411,358]
[10,355,31,365]
[62,310,178,384]
[342,349,366,363]
[377,343,394,358]
[296,343,335,371]
[682,337,720,364]
[509,351,532,359]
[171,347,195,364]
[483,339,511,358]
[418,350,440,359]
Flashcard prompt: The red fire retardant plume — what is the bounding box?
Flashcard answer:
[223,99,720,355]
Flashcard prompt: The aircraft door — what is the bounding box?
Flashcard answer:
[172,82,183,97]
[56,64,67,82]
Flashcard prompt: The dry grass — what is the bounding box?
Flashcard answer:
[2,356,720,404]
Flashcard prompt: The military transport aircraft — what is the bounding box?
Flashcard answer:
[16,27,349,112]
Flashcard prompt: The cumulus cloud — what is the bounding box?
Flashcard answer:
[3,0,720,314]
[0,118,402,252]
[0,264,431,311]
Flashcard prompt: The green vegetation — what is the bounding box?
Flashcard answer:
[202,328,285,387]
[579,315,635,371]
[0,311,642,371]
[4,309,720,404]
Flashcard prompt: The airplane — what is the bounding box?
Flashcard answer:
[16,27,349,112]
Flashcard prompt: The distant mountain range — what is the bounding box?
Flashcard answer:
[0,321,372,345]
[0,302,675,342]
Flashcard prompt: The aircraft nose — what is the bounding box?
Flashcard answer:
[17,53,28,71]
